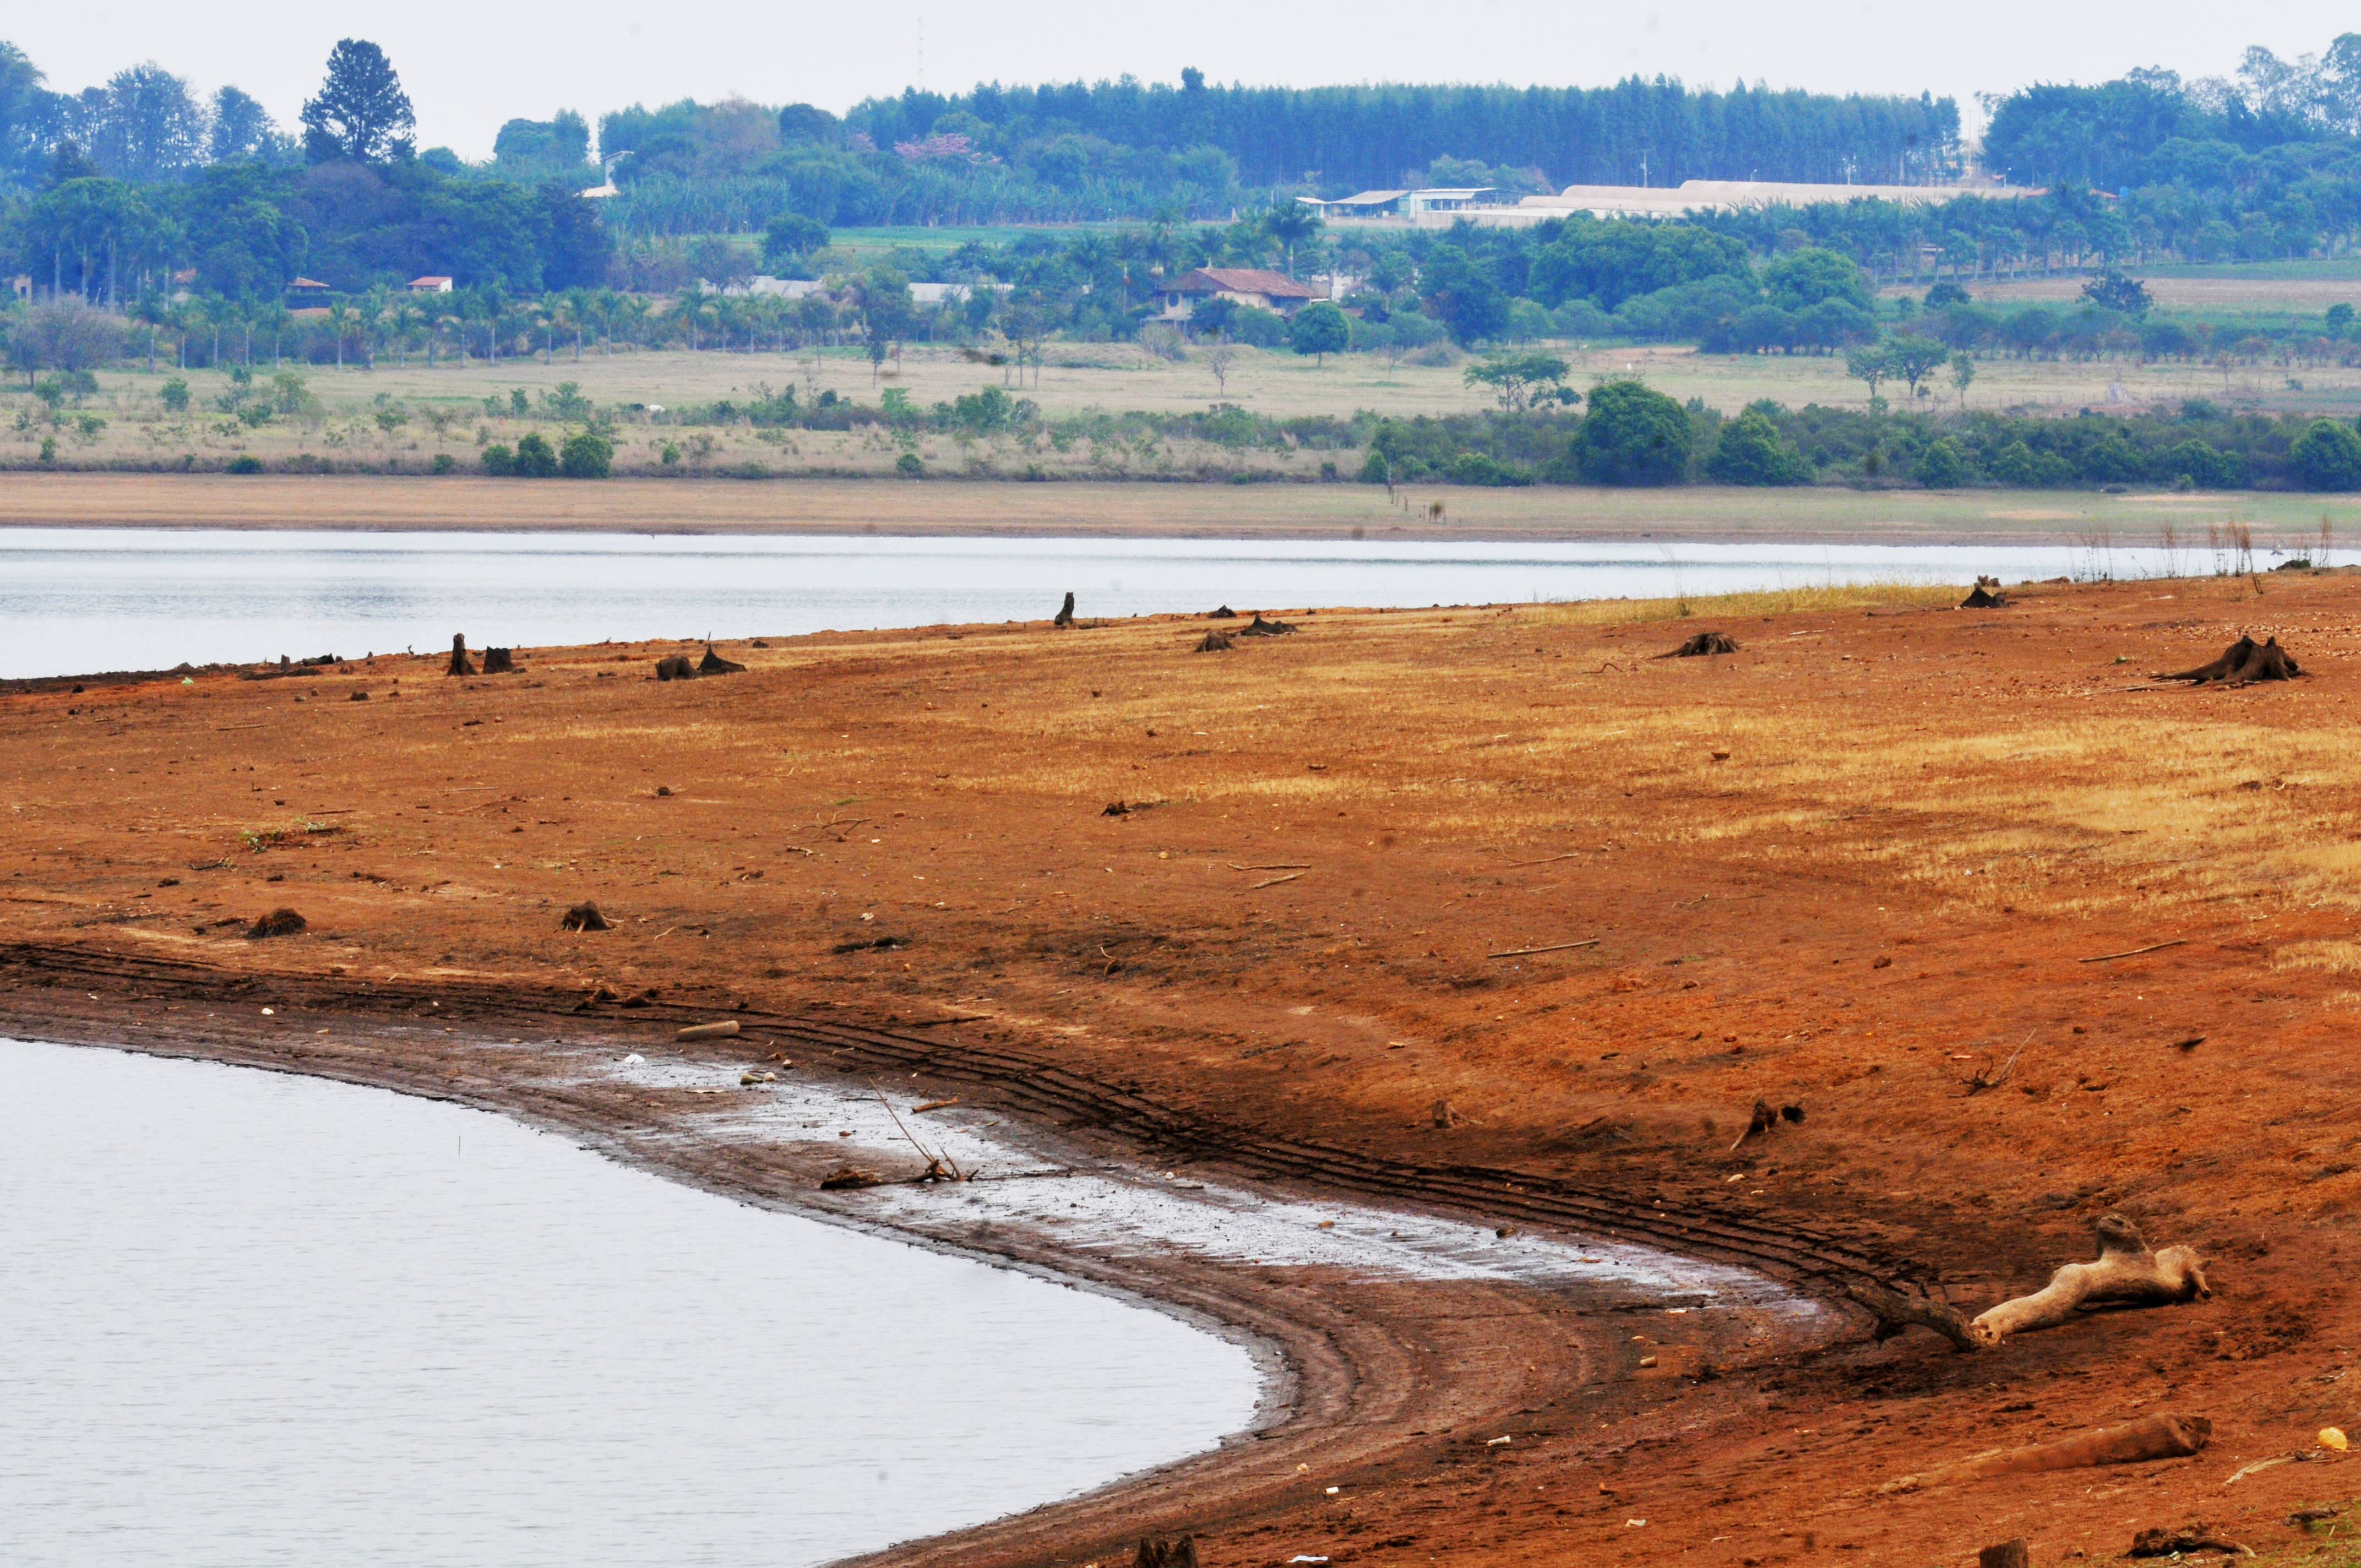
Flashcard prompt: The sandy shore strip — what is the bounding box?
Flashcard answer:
[0,470,2354,546]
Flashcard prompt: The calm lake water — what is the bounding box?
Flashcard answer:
[0,1038,1262,1567]
[0,527,2185,679]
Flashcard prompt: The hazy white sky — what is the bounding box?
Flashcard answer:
[10,2,2358,160]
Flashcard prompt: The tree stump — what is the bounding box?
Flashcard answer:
[1659,631,1739,657]
[655,655,698,681]
[559,901,612,932]
[1195,630,1234,652]
[1977,1539,2030,1568]
[481,647,515,674]
[1053,591,1076,627]
[697,645,746,674]
[2157,634,2302,685]
[447,634,475,676]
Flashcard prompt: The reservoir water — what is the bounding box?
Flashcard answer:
[0,526,2185,679]
[0,1038,1263,1567]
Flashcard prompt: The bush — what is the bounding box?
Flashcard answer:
[160,377,190,412]
[513,432,559,477]
[1571,379,1693,486]
[430,452,457,474]
[226,454,264,474]
[1916,437,1970,489]
[558,431,613,478]
[895,451,924,477]
[1290,301,1350,364]
[1705,410,1813,485]
[2292,418,2361,491]
[1448,451,1528,486]
[481,443,516,476]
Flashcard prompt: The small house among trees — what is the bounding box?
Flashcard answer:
[1160,267,1323,320]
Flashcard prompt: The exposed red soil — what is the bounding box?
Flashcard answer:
[6,574,2361,1565]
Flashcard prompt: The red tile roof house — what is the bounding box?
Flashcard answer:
[1158,266,1322,326]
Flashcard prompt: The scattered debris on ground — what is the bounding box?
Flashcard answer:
[831,935,907,954]
[819,1165,884,1190]
[2128,1521,2246,1557]
[2157,635,2302,685]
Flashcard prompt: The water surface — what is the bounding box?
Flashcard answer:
[0,1038,1261,1567]
[0,527,2186,678]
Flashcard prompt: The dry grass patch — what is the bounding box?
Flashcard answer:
[1530,580,1967,628]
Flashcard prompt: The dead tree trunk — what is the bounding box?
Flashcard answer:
[481,647,515,674]
[447,634,475,677]
[2157,635,2302,685]
[1970,1213,2210,1345]
[1053,591,1076,628]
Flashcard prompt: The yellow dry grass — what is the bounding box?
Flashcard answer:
[1530,580,1966,625]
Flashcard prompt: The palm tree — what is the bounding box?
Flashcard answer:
[324,302,352,369]
[1261,204,1323,277]
[392,301,423,367]
[677,282,710,351]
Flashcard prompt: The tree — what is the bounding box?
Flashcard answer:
[1571,379,1691,486]
[1704,407,1812,485]
[1762,248,1872,313]
[2293,419,2361,491]
[1917,437,1971,489]
[2080,270,2152,318]
[5,300,123,388]
[513,431,559,477]
[1263,203,1324,277]
[761,213,829,267]
[559,431,613,478]
[209,86,285,163]
[1950,351,1976,406]
[301,40,415,164]
[1420,244,1507,345]
[1845,341,1894,406]
[1289,301,1348,365]
[1204,335,1236,396]
[1885,335,1950,399]
[1462,350,1570,412]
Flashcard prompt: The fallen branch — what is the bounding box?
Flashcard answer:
[1964,1033,2034,1096]
[1488,939,1601,959]
[1969,1213,2210,1346]
[1250,873,1303,889]
[1503,852,1585,868]
[1226,862,1310,871]
[1878,1412,2213,1494]
[676,1020,740,1042]
[869,1079,964,1182]
[2129,1521,2249,1558]
[912,1097,961,1113]
[2080,939,2187,964]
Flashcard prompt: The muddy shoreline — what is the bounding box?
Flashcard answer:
[0,948,1846,1568]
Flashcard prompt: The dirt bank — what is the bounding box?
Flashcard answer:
[7,576,2361,1564]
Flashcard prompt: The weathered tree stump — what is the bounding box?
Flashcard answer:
[1053,591,1076,627]
[1977,1539,2030,1568]
[559,901,612,932]
[1962,576,2009,608]
[1195,630,1234,652]
[655,655,698,681]
[697,645,746,674]
[447,634,475,676]
[481,647,515,674]
[245,907,306,939]
[1238,612,1296,637]
[2157,634,2302,686]
[1659,631,1739,657]
[1208,604,1237,619]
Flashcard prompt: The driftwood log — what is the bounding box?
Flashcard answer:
[1971,1213,2209,1344]
[2158,635,2302,686]
[1845,1213,2208,1350]
[1659,631,1739,657]
[697,645,746,674]
[1879,1412,2212,1494]
[1053,591,1076,627]
[1208,604,1237,619]
[1238,612,1296,637]
[655,655,698,681]
[447,634,475,676]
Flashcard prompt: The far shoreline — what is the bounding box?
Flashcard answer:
[0,471,2352,548]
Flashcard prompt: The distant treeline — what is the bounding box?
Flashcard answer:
[839,74,1963,193]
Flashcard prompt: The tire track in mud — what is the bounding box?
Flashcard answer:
[0,939,1923,1310]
